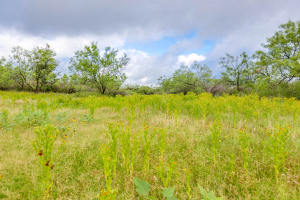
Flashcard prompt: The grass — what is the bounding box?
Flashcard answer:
[0,91,299,199]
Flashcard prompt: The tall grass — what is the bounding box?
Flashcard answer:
[0,91,299,199]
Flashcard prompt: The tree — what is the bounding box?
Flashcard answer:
[158,66,197,95]
[8,44,59,93]
[254,20,300,85]
[61,74,69,84]
[69,42,130,94]
[0,57,13,90]
[219,52,253,91]
[158,62,213,95]
[8,46,31,90]
[27,44,59,93]
[191,62,213,87]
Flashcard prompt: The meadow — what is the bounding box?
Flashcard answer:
[0,91,300,199]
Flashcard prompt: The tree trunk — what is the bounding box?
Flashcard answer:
[237,74,240,91]
[101,84,106,94]
[35,79,39,93]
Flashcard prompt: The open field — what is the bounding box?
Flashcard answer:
[0,91,300,199]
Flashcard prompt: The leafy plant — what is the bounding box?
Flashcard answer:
[129,134,140,176]
[142,125,155,172]
[15,103,50,126]
[133,177,178,200]
[156,127,167,158]
[0,109,14,131]
[198,184,222,200]
[106,123,122,178]
[55,111,69,124]
[156,158,177,188]
[32,124,65,198]
[119,125,131,172]
[265,125,291,178]
[80,114,94,123]
[87,95,97,116]
[99,144,118,200]
[209,122,222,164]
[238,128,251,171]
[184,168,192,199]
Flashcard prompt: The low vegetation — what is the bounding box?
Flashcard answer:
[0,91,299,199]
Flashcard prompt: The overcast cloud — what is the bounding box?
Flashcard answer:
[1,0,300,85]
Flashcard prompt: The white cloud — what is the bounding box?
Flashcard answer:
[0,29,182,85]
[0,28,126,73]
[177,53,206,67]
[0,28,125,59]
[121,49,180,85]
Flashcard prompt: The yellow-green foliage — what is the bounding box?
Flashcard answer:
[0,91,300,199]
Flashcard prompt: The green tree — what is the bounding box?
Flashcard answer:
[219,52,253,91]
[158,62,213,94]
[158,66,198,94]
[61,74,69,84]
[8,44,59,93]
[254,20,300,85]
[8,46,31,90]
[69,42,130,94]
[191,62,213,87]
[27,44,59,93]
[0,57,13,90]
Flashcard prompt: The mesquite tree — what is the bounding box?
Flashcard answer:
[69,42,130,94]
[219,52,253,91]
[255,20,300,85]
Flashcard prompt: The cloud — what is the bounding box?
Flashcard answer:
[0,28,125,58]
[0,28,185,85]
[177,53,206,67]
[122,49,180,85]
[1,0,300,84]
[1,0,299,41]
[0,28,125,73]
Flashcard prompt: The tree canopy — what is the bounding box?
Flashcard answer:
[158,62,212,95]
[220,52,253,91]
[6,44,59,93]
[255,20,300,85]
[69,42,130,94]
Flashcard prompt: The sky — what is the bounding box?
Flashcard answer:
[0,0,300,85]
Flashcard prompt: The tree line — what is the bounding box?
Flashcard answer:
[0,19,300,97]
[159,20,300,97]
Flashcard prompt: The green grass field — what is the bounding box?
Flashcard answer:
[0,91,300,199]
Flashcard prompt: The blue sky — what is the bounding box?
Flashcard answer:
[123,30,211,56]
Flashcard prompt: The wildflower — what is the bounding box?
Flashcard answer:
[219,140,221,142]
[45,159,50,167]
[65,135,67,138]
[67,127,70,130]
[82,121,85,124]
[38,149,43,156]
[73,118,76,122]
[0,175,3,180]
